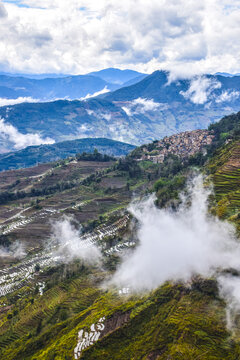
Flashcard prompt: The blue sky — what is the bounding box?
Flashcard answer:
[3,0,31,8]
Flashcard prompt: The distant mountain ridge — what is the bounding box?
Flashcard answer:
[0,72,71,79]
[0,74,116,100]
[0,68,147,101]
[0,138,135,171]
[1,69,240,153]
[88,68,147,85]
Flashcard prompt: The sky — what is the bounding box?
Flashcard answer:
[1,0,240,76]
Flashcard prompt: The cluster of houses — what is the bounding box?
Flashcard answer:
[140,129,215,163]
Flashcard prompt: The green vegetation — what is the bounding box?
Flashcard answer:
[207,140,240,232]
[76,149,115,162]
[1,111,240,359]
[209,111,240,142]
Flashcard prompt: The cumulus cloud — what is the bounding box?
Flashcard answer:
[215,90,240,103]
[122,97,168,116]
[51,215,102,264]
[1,1,240,76]
[0,97,40,107]
[80,86,110,100]
[0,117,55,150]
[111,174,240,327]
[180,76,221,104]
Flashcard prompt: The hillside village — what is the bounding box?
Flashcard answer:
[139,129,215,163]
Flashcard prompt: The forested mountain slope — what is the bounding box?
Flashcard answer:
[0,138,135,171]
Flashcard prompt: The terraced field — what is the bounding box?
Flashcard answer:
[208,140,240,231]
[0,157,143,263]
[0,209,137,359]
[1,125,240,359]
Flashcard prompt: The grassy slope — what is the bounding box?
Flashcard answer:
[1,276,237,360]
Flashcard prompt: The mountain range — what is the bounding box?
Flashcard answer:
[1,70,240,153]
[0,68,146,101]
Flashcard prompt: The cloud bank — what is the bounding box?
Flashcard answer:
[1,1,240,76]
[0,117,55,150]
[0,97,40,107]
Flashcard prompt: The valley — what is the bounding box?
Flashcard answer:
[2,1,240,358]
[0,111,240,359]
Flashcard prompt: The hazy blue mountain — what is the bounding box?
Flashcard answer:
[0,68,147,101]
[1,70,240,152]
[0,74,118,100]
[88,68,146,85]
[0,98,128,140]
[0,138,135,171]
[0,72,71,79]
[105,71,186,102]
[105,70,240,103]
[0,85,23,98]
[121,74,148,87]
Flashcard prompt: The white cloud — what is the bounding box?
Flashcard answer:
[215,90,240,103]
[51,215,102,264]
[0,97,40,107]
[80,86,110,100]
[0,117,55,150]
[1,1,240,76]
[180,76,221,104]
[111,176,240,296]
[122,97,167,116]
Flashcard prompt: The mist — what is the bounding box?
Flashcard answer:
[111,176,240,301]
[51,215,101,265]
[0,241,26,258]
